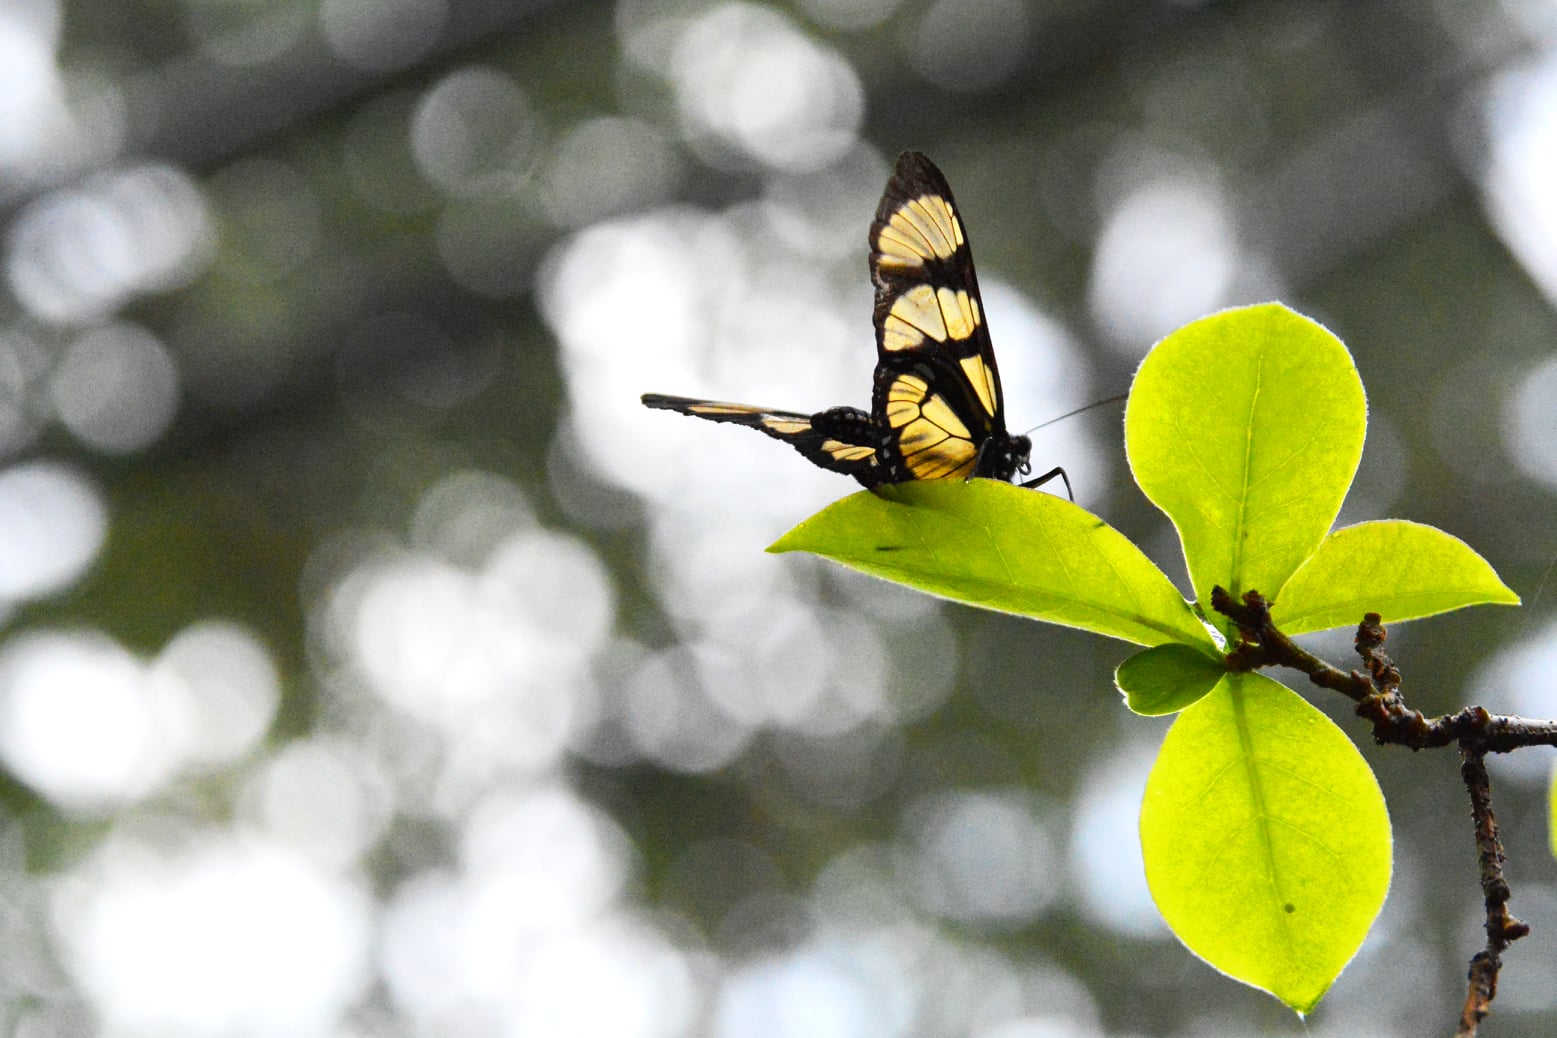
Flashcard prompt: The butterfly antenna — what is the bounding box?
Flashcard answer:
[1021,393,1127,436]
[1523,550,1557,616]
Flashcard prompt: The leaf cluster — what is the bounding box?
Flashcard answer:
[770,304,1521,1018]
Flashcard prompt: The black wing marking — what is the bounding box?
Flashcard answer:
[641,394,885,486]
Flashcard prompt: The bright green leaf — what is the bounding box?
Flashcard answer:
[769,480,1208,647]
[1140,672,1392,1014]
[1273,520,1520,634]
[1125,304,1366,638]
[1550,766,1557,862]
[1117,644,1227,715]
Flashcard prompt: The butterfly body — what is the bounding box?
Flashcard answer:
[643,151,1067,497]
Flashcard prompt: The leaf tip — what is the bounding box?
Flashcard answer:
[765,532,799,555]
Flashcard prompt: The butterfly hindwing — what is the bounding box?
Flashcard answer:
[874,356,980,480]
[640,394,886,486]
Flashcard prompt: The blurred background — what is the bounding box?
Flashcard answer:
[3,0,1557,1035]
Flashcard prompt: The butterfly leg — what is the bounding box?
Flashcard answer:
[1021,466,1072,501]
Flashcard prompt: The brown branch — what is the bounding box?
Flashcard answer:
[1211,587,1557,753]
[1456,750,1530,1037]
[1209,586,1544,1037]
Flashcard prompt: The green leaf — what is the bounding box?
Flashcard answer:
[1140,672,1392,1014]
[769,480,1209,648]
[1272,520,1520,634]
[1126,304,1367,638]
[1117,644,1227,715]
[1550,766,1557,862]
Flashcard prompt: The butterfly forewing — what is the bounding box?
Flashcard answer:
[868,152,1024,482]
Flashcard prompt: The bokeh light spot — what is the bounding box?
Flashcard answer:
[513,918,698,1038]
[0,1,62,165]
[327,517,614,778]
[184,0,310,66]
[0,2,125,177]
[1482,56,1557,309]
[1068,748,1168,938]
[56,834,371,1034]
[0,461,106,606]
[378,785,692,1036]
[671,3,863,171]
[460,786,633,932]
[714,950,885,1038]
[7,164,212,324]
[1465,618,1557,786]
[244,736,389,869]
[50,321,180,454]
[148,621,279,768]
[621,647,754,773]
[694,596,834,729]
[1502,353,1557,489]
[410,469,535,567]
[0,630,175,813]
[319,0,445,73]
[900,790,1056,925]
[1088,174,1240,349]
[412,66,536,198]
[484,528,617,650]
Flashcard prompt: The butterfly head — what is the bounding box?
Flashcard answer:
[976,432,1032,482]
[1011,434,1033,478]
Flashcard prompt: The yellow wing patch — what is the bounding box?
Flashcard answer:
[882,286,982,352]
[691,403,762,417]
[885,372,929,423]
[884,285,942,350]
[884,373,977,479]
[874,193,965,271]
[958,354,997,417]
[759,416,811,436]
[823,441,876,462]
[940,287,979,341]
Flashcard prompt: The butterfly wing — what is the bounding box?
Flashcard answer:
[640,153,1044,490]
[868,152,1031,483]
[640,394,885,486]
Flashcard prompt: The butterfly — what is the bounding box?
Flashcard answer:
[642,151,1069,498]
